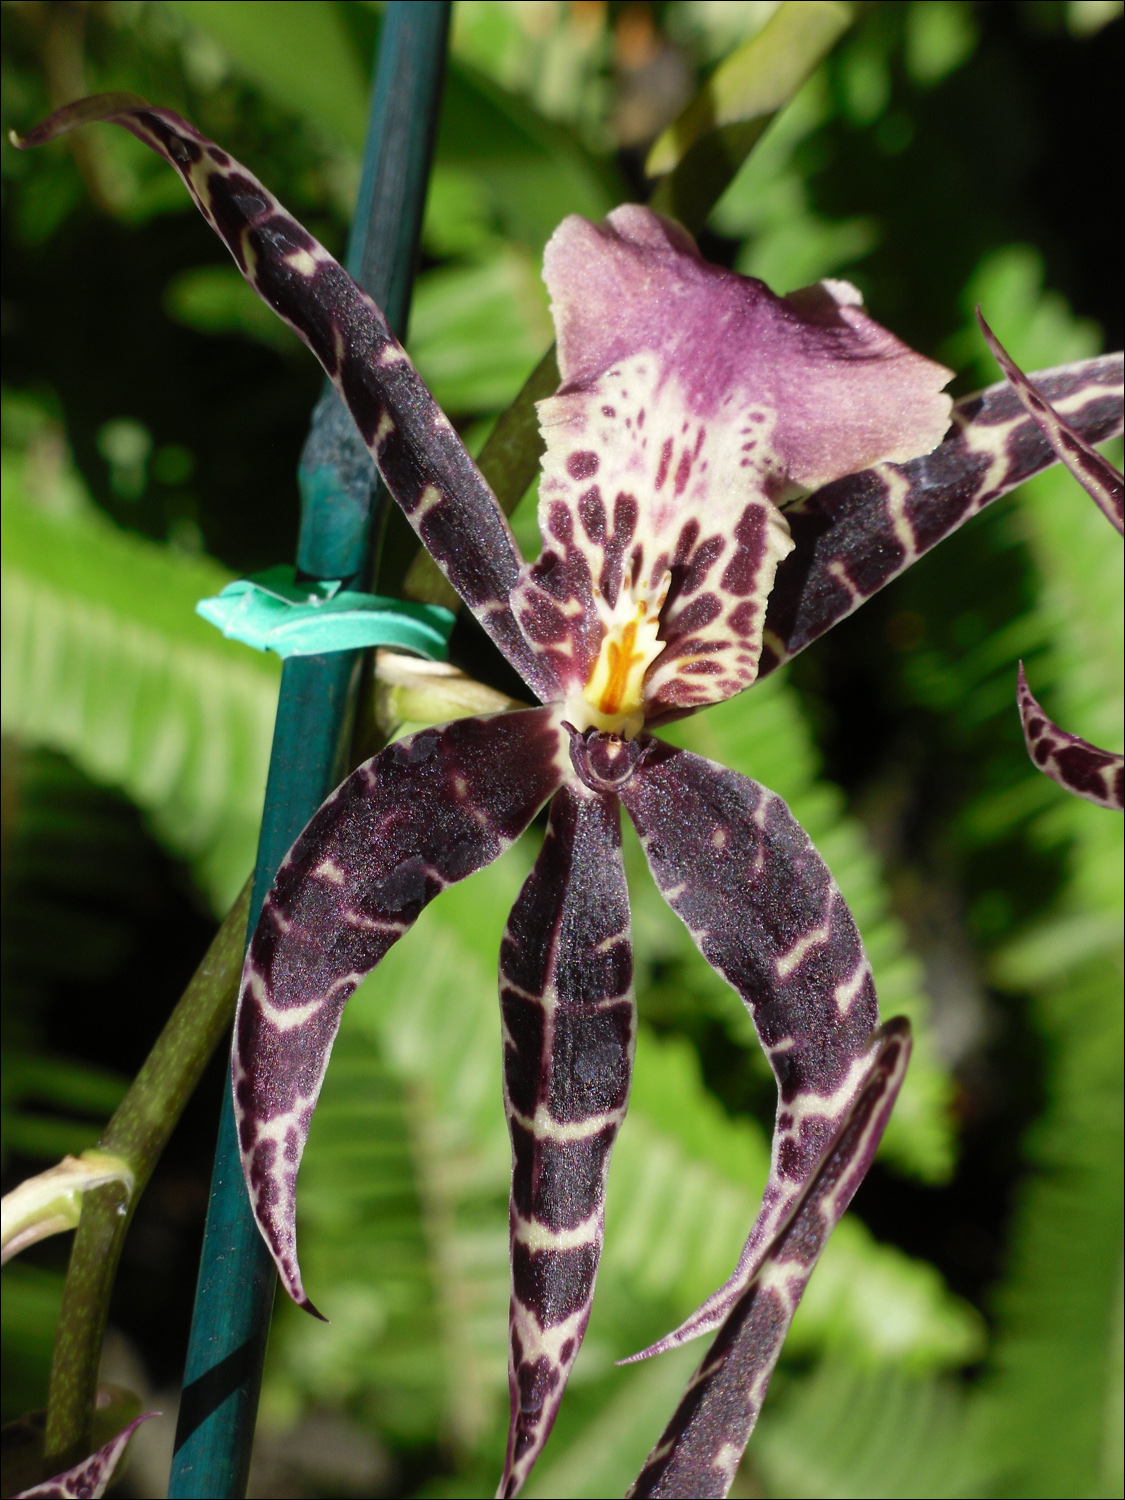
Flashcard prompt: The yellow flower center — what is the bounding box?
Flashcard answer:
[570,576,669,739]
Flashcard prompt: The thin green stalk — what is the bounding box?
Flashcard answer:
[42,876,252,1470]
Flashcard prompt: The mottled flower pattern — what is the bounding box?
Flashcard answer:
[15,95,1123,1499]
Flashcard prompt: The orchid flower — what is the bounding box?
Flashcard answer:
[977,312,1124,812]
[16,96,1124,1499]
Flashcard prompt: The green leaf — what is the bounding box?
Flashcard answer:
[1,435,279,913]
[407,247,552,417]
[901,254,1125,1500]
[942,244,1102,387]
[1,1051,129,1166]
[957,267,1123,1498]
[648,0,851,171]
[163,265,302,354]
[647,0,853,232]
[904,1,979,87]
[0,1263,64,1423]
[969,959,1123,1499]
[708,69,879,290]
[172,1,618,255]
[436,61,618,253]
[420,166,497,261]
[753,1357,989,1498]
[166,0,372,149]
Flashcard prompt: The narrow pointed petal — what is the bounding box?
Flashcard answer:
[235,709,568,1312]
[515,208,951,712]
[13,97,556,701]
[977,311,1123,534]
[14,1414,157,1499]
[760,354,1124,676]
[628,1021,911,1500]
[619,742,882,1354]
[1017,664,1124,810]
[498,784,636,1498]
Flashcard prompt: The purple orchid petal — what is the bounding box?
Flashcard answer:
[627,1021,911,1500]
[760,353,1125,676]
[12,97,557,703]
[14,1414,157,1498]
[498,784,635,1498]
[515,208,952,717]
[617,740,882,1355]
[234,709,568,1312]
[977,311,1124,534]
[1017,664,1124,811]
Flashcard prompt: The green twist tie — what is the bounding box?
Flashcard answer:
[196,566,455,661]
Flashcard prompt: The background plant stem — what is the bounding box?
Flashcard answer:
[42,876,251,1470]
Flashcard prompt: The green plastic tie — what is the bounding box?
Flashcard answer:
[197,566,455,660]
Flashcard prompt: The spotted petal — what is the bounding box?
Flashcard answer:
[760,353,1125,676]
[498,784,635,1497]
[514,207,952,715]
[13,1415,157,1499]
[977,311,1124,534]
[628,1021,911,1500]
[618,739,883,1354]
[13,96,557,703]
[1017,664,1123,811]
[234,709,568,1311]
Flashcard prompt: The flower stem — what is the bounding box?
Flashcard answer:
[42,875,252,1470]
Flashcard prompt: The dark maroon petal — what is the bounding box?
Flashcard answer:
[1017,664,1124,811]
[627,1022,911,1500]
[618,741,883,1353]
[978,311,1123,534]
[498,784,635,1497]
[759,354,1124,678]
[12,96,557,702]
[234,709,568,1311]
[14,1414,157,1498]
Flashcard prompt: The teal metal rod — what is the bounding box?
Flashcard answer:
[168,7,450,1495]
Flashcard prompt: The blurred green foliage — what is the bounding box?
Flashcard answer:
[0,2,1121,1497]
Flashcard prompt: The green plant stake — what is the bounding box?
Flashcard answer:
[167,7,451,1495]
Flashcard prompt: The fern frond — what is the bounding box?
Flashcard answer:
[753,1357,988,1499]
[655,672,956,1182]
[1,445,279,912]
